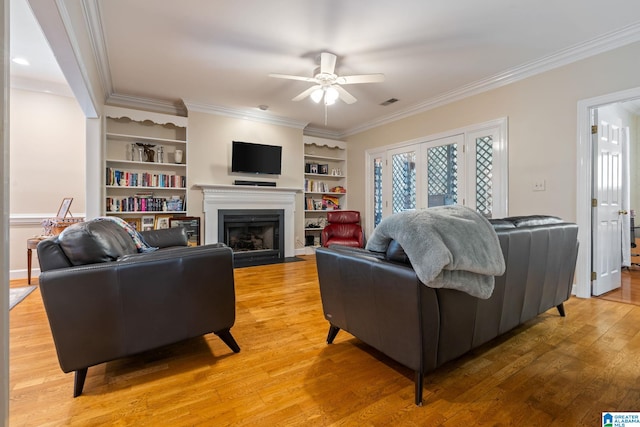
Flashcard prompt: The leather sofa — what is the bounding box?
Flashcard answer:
[37,219,240,397]
[315,215,579,405]
[321,210,364,248]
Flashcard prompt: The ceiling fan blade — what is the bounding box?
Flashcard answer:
[269,73,317,83]
[336,74,385,85]
[320,52,337,75]
[334,85,357,104]
[292,85,321,102]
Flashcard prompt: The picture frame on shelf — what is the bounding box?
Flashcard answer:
[169,216,200,246]
[155,214,172,230]
[319,164,329,175]
[141,215,155,231]
[56,197,74,218]
[125,217,142,232]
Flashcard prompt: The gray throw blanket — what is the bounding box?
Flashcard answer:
[365,206,505,299]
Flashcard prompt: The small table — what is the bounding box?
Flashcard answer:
[27,236,49,284]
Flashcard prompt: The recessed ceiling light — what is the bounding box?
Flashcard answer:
[12,57,30,66]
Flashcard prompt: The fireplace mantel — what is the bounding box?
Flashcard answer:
[197,184,302,257]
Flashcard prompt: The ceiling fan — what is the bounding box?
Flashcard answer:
[269,52,385,106]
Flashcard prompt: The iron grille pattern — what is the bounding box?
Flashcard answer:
[392,152,416,213]
[427,144,458,206]
[374,157,383,227]
[476,136,493,217]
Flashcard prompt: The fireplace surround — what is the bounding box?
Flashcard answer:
[199,184,299,261]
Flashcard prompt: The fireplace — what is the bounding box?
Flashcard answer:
[218,209,284,266]
[199,184,299,259]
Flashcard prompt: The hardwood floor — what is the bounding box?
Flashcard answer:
[598,240,640,305]
[9,255,640,426]
[599,267,640,305]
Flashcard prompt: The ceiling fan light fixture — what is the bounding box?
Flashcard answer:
[324,86,339,105]
[310,88,324,103]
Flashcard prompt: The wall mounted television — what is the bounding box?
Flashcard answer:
[231,141,282,175]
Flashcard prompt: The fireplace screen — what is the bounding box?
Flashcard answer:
[227,222,276,252]
[218,209,285,265]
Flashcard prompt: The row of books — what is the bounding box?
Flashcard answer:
[106,196,184,213]
[305,195,340,211]
[305,179,347,193]
[106,168,186,188]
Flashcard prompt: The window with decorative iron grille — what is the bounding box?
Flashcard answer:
[475,136,493,218]
[391,152,416,213]
[427,144,457,207]
[373,157,383,227]
[365,118,507,235]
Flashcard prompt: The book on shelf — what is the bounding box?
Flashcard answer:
[304,179,330,193]
[106,167,186,188]
[106,195,184,213]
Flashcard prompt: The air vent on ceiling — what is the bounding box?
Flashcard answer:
[380,98,398,106]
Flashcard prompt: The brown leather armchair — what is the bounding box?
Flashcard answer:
[37,219,240,397]
[321,210,364,248]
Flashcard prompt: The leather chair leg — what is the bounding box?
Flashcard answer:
[326,325,340,344]
[415,371,423,406]
[215,329,240,353]
[73,367,88,397]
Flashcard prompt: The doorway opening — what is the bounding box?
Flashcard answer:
[576,87,640,301]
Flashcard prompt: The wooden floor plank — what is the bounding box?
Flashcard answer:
[9,255,640,425]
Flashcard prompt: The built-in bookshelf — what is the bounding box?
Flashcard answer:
[104,106,188,227]
[303,136,347,251]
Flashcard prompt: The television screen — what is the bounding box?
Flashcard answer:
[231,141,282,175]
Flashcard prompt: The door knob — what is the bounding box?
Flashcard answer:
[619,210,628,215]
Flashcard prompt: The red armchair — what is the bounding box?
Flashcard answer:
[321,210,364,248]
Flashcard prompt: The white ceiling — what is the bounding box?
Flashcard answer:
[10,0,640,136]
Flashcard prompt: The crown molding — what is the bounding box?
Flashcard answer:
[343,22,640,137]
[106,93,187,116]
[82,0,112,100]
[184,101,308,130]
[302,126,345,140]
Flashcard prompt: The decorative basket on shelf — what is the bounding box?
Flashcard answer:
[41,197,84,236]
[41,217,84,236]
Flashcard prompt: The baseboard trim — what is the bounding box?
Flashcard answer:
[10,268,38,281]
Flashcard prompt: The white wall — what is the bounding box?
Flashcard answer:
[186,111,305,246]
[345,42,640,225]
[9,88,85,278]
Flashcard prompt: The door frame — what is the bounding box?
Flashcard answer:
[576,86,640,298]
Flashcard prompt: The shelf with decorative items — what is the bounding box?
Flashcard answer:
[104,106,188,228]
[303,136,347,251]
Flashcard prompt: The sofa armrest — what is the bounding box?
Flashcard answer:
[38,245,236,373]
[37,238,72,271]
[140,226,188,248]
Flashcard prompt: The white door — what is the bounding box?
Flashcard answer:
[592,108,624,296]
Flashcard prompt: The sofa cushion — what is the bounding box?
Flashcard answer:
[505,215,564,227]
[58,220,138,266]
[488,219,516,230]
[139,227,188,248]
